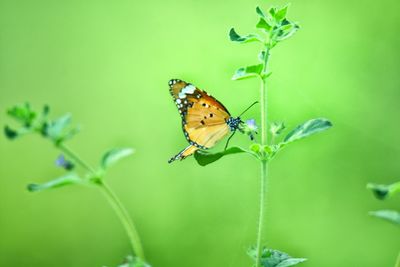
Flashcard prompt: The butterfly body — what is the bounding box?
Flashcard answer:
[168,79,243,163]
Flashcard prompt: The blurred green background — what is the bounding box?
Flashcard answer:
[1,0,400,266]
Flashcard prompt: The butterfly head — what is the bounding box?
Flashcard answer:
[227,117,244,132]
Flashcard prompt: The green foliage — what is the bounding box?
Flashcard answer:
[369,210,400,225]
[4,103,136,191]
[101,148,135,170]
[367,181,400,200]
[283,118,333,144]
[232,64,264,80]
[27,173,81,192]
[270,122,286,137]
[248,247,306,267]
[229,28,262,43]
[194,146,247,166]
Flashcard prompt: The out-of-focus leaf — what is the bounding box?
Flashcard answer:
[101,148,135,169]
[250,143,262,153]
[275,5,289,21]
[367,181,400,200]
[369,210,400,225]
[232,64,263,80]
[256,6,266,18]
[45,113,72,142]
[7,103,36,127]
[229,28,262,43]
[27,173,81,192]
[194,146,246,166]
[283,118,332,144]
[4,126,18,139]
[248,247,307,267]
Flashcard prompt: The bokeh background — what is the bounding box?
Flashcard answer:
[1,0,400,266]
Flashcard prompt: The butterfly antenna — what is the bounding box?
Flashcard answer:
[224,131,236,150]
[238,101,259,117]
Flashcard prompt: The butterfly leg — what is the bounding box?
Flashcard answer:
[168,145,199,163]
[224,131,236,151]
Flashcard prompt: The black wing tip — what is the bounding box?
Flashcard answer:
[168,79,182,87]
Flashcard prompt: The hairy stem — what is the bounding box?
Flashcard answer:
[255,46,271,267]
[57,143,145,260]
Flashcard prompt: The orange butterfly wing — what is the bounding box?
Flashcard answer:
[168,79,232,162]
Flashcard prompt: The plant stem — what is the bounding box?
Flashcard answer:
[99,180,145,260]
[255,46,271,267]
[395,252,400,267]
[57,143,145,260]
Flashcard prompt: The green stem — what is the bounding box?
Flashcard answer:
[395,252,400,267]
[57,143,145,260]
[99,180,145,260]
[255,46,271,267]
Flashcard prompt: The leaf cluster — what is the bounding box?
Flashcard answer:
[195,118,332,166]
[4,103,135,193]
[248,247,306,267]
[230,5,299,81]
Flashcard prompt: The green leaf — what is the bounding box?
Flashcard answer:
[248,247,307,267]
[270,122,286,136]
[27,173,81,192]
[369,210,400,225]
[256,6,266,18]
[283,118,332,144]
[7,103,37,127]
[256,18,272,32]
[276,22,299,41]
[250,143,261,153]
[268,7,277,17]
[45,113,72,141]
[229,28,262,43]
[367,181,400,200]
[194,146,246,166]
[4,126,18,139]
[101,148,135,169]
[275,5,289,22]
[232,64,263,80]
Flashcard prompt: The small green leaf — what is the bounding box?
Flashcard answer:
[268,7,277,17]
[248,247,307,267]
[256,6,266,18]
[4,126,18,139]
[270,122,286,136]
[232,64,263,80]
[276,22,299,41]
[283,118,332,144]
[256,18,272,32]
[7,103,37,127]
[229,28,262,43]
[194,146,246,166]
[250,143,261,153]
[275,5,289,22]
[101,147,135,169]
[369,210,400,225]
[27,173,81,192]
[45,113,72,141]
[367,182,400,200]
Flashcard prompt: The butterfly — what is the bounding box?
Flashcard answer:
[168,79,252,163]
